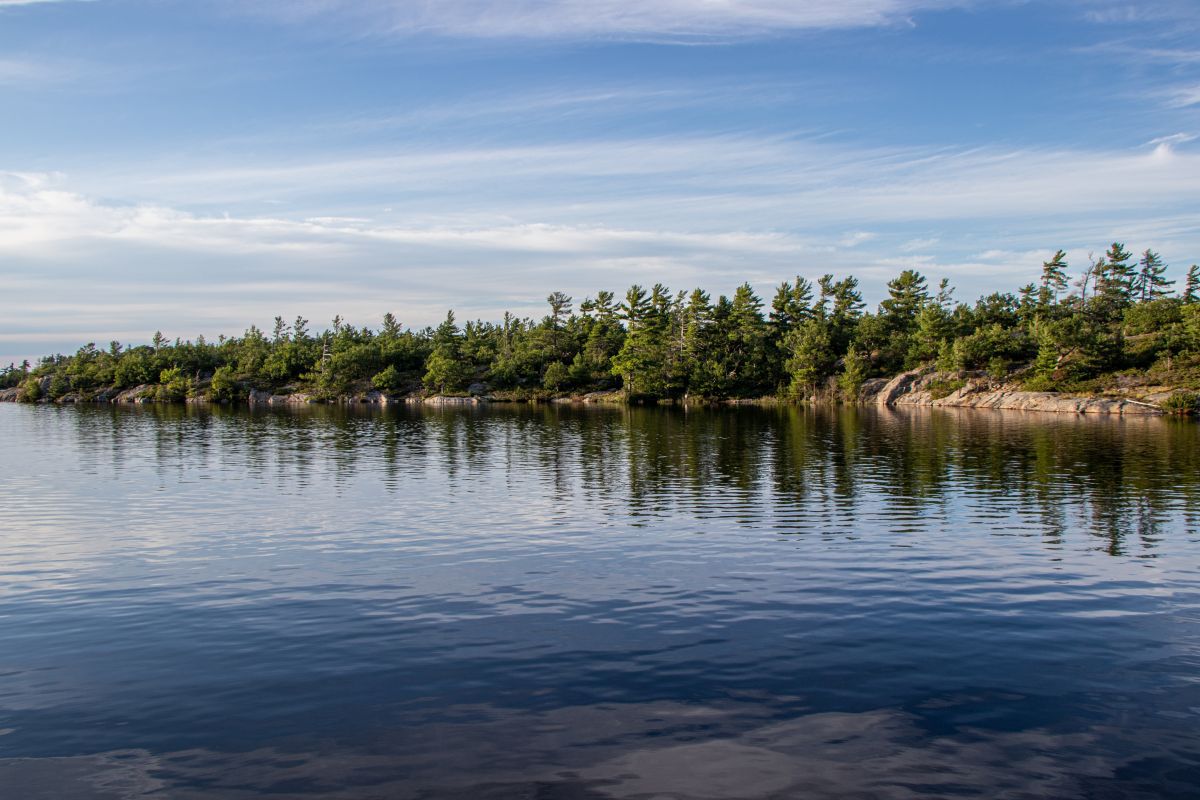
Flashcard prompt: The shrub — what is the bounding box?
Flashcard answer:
[542,361,570,391]
[1124,298,1182,336]
[928,378,965,400]
[1161,392,1200,415]
[372,364,403,392]
[155,367,192,402]
[1023,374,1058,392]
[18,377,42,403]
[47,374,71,399]
[210,365,237,402]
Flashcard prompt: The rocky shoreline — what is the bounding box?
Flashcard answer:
[0,372,1188,416]
[857,371,1169,415]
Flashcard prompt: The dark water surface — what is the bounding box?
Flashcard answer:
[1,403,1199,799]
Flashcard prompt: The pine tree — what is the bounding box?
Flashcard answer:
[838,344,869,400]
[784,318,834,397]
[1134,249,1173,301]
[1184,265,1200,304]
[381,312,402,339]
[769,277,814,338]
[612,285,671,397]
[1095,242,1136,309]
[1017,283,1038,328]
[818,274,865,353]
[725,283,769,396]
[423,311,470,393]
[910,301,953,366]
[1038,250,1069,308]
[879,270,929,333]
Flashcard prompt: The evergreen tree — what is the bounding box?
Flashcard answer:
[724,283,770,396]
[612,285,670,398]
[838,344,869,400]
[818,274,865,353]
[879,270,929,334]
[1185,265,1200,304]
[769,277,815,338]
[381,312,402,339]
[1134,249,1173,301]
[909,300,953,366]
[1038,250,1069,308]
[784,318,834,397]
[1094,242,1136,310]
[423,311,470,393]
[1017,283,1038,328]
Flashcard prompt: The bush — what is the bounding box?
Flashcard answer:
[210,365,237,402]
[928,378,965,400]
[1161,392,1200,415]
[1124,298,1182,336]
[155,367,192,402]
[542,361,569,391]
[1023,374,1058,392]
[47,374,71,399]
[372,364,403,392]
[18,377,42,403]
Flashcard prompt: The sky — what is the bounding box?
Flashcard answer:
[1,0,1199,364]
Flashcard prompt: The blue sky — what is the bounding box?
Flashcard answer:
[2,0,1199,363]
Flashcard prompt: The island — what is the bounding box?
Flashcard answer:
[4,245,1199,416]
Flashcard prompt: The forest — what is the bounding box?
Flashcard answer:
[4,243,1200,408]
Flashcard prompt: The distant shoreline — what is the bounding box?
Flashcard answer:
[0,370,1178,416]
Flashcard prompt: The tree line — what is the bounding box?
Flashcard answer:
[5,244,1200,404]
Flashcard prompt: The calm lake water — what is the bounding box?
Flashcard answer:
[1,402,1199,799]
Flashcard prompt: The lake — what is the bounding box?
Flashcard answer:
[1,402,1198,799]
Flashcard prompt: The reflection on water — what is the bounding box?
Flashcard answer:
[0,403,1198,798]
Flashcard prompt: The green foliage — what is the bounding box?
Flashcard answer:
[18,377,42,403]
[113,350,154,388]
[1039,250,1069,309]
[11,244,1198,406]
[1160,392,1200,415]
[1134,249,1173,302]
[371,364,404,392]
[928,378,966,400]
[784,318,835,396]
[948,324,1029,371]
[423,349,470,393]
[47,374,71,399]
[880,270,929,334]
[542,361,570,391]
[1184,265,1200,304]
[422,312,471,393]
[1183,304,1200,352]
[210,365,238,402]
[154,367,192,402]
[1123,298,1182,336]
[838,345,869,400]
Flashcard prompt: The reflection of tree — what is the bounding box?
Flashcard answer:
[72,403,1200,558]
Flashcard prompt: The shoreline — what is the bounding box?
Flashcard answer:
[0,372,1185,416]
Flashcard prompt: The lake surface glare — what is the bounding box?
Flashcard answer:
[1,402,1199,799]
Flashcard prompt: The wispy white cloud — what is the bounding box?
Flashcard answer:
[0,57,74,85]
[1162,84,1200,108]
[1081,0,1200,27]
[0,0,93,6]
[98,133,1200,232]
[245,0,972,42]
